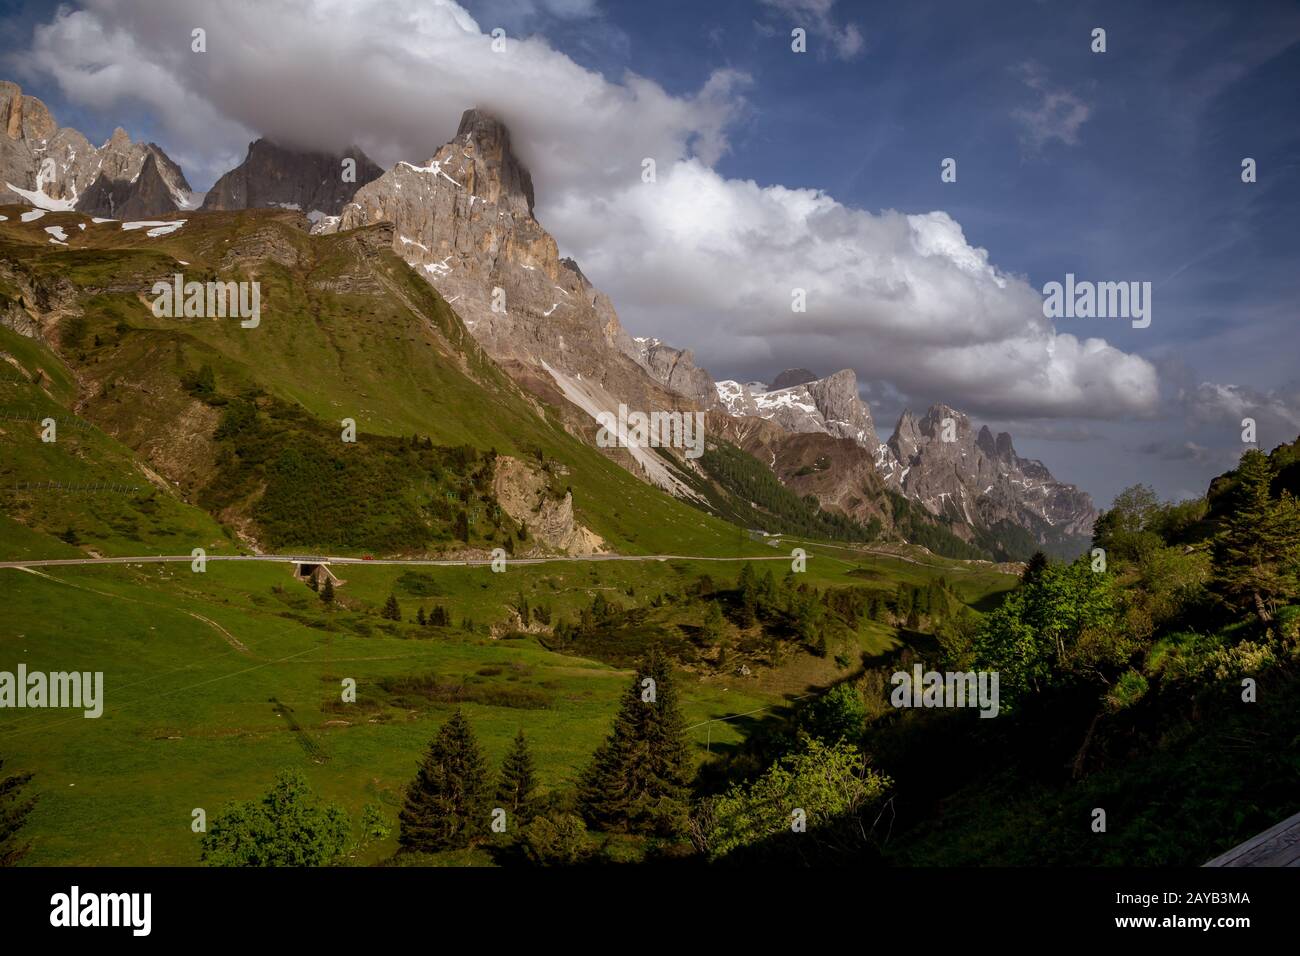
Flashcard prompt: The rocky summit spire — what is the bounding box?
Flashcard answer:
[451,108,535,218]
[202,139,382,215]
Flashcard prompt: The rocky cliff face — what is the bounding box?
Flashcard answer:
[877,404,1097,543]
[714,369,881,451]
[1,80,63,205]
[75,150,183,220]
[74,126,194,217]
[709,410,893,530]
[323,108,690,425]
[201,138,382,217]
[0,82,191,216]
[492,455,604,555]
[631,337,719,409]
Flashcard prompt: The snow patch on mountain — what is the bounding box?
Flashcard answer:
[5,181,75,211]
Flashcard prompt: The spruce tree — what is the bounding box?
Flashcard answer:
[577,653,692,836]
[759,569,777,610]
[382,594,401,621]
[320,577,334,604]
[496,730,537,823]
[702,601,725,642]
[736,562,758,627]
[416,606,427,626]
[1212,449,1300,628]
[399,711,490,851]
[895,584,912,621]
[1022,551,1049,585]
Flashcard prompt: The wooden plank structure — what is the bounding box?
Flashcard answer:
[1204,809,1300,867]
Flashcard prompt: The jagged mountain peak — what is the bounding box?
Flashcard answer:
[716,368,880,451]
[975,424,1017,462]
[0,80,56,142]
[0,78,190,215]
[879,402,1096,548]
[448,107,536,217]
[632,337,717,408]
[201,138,382,216]
[76,149,180,220]
[326,107,693,495]
[892,408,919,439]
[770,367,817,390]
[920,402,969,430]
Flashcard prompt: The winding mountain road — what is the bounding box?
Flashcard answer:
[0,552,798,570]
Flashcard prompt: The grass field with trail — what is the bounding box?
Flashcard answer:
[0,540,1017,865]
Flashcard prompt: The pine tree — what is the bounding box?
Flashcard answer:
[759,569,777,611]
[736,562,758,627]
[737,562,756,594]
[895,583,912,621]
[496,730,537,823]
[702,601,725,642]
[577,653,692,836]
[320,577,334,605]
[416,606,427,626]
[0,758,36,866]
[399,711,490,851]
[1212,449,1300,628]
[1022,551,1049,585]
[382,594,401,621]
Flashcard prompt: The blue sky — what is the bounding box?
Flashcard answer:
[3,0,1297,508]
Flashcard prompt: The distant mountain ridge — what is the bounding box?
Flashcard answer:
[713,368,1094,555]
[878,404,1097,549]
[0,81,193,217]
[715,369,881,451]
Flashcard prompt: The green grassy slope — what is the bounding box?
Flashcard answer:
[0,324,231,557]
[0,208,764,559]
